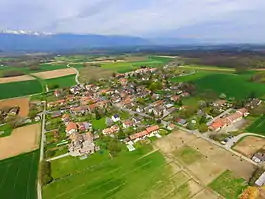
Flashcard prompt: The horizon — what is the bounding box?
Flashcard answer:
[0,0,265,43]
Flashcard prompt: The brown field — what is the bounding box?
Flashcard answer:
[154,130,255,198]
[233,136,265,157]
[0,123,41,160]
[79,67,113,83]
[0,75,35,84]
[0,97,29,117]
[33,68,76,79]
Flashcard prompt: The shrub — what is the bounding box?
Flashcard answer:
[2,70,25,77]
[40,161,53,185]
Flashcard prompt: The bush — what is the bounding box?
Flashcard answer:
[198,124,208,133]
[29,65,40,71]
[2,70,25,77]
[40,161,53,185]
[248,167,265,186]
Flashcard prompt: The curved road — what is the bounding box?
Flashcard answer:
[225,133,265,148]
[67,64,80,85]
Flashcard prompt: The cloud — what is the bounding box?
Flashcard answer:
[0,0,264,41]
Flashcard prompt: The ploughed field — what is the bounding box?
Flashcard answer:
[0,150,39,199]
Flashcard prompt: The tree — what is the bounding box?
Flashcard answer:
[248,91,256,99]
[199,115,207,124]
[117,131,126,140]
[107,140,122,156]
[198,124,208,133]
[219,93,227,99]
[40,161,53,185]
[95,108,101,120]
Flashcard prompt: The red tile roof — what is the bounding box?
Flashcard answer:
[146,125,160,133]
[129,130,148,140]
[66,122,77,132]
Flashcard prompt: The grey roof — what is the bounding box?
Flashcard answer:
[255,172,265,186]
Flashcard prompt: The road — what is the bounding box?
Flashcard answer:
[37,101,47,199]
[114,104,152,119]
[67,64,80,85]
[225,132,265,148]
[47,153,70,161]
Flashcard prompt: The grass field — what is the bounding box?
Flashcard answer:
[91,117,108,130]
[0,150,39,199]
[0,80,43,99]
[0,123,13,137]
[45,75,76,89]
[209,170,247,199]
[43,146,173,199]
[174,145,203,165]
[247,115,265,135]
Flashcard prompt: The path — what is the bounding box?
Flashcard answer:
[47,153,70,161]
[225,132,265,148]
[67,64,80,85]
[37,101,47,199]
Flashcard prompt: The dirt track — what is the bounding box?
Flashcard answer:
[0,97,29,117]
[32,68,76,79]
[0,123,41,160]
[0,75,35,84]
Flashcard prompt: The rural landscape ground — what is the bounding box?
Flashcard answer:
[1,53,265,199]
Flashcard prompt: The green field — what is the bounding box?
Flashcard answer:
[92,117,108,130]
[174,145,203,165]
[209,170,247,199]
[0,80,43,99]
[247,115,265,135]
[45,75,76,89]
[0,123,13,137]
[0,150,39,199]
[43,146,174,199]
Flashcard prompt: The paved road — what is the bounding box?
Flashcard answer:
[67,64,80,85]
[47,153,70,161]
[37,102,47,199]
[114,104,152,119]
[225,133,265,148]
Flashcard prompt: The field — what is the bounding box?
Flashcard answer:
[233,136,265,157]
[32,68,76,79]
[79,67,113,83]
[45,75,76,89]
[154,130,255,198]
[0,75,35,83]
[0,80,43,99]
[0,96,30,117]
[209,170,247,199]
[0,123,41,160]
[247,115,265,135]
[0,123,13,137]
[0,150,39,199]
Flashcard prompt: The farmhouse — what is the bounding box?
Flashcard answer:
[66,122,78,135]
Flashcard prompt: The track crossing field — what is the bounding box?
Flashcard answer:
[0,150,39,199]
[247,115,265,135]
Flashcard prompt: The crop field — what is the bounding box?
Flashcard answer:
[32,68,76,79]
[233,136,265,157]
[0,150,39,199]
[46,75,76,89]
[0,97,30,117]
[0,80,43,99]
[209,170,247,199]
[0,75,35,83]
[247,115,265,135]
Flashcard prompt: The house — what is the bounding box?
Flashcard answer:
[54,89,62,97]
[111,114,120,122]
[77,122,92,131]
[246,98,262,109]
[167,123,176,131]
[71,106,88,115]
[8,107,19,116]
[176,118,187,126]
[209,118,225,131]
[51,111,62,118]
[102,125,120,136]
[181,92,190,98]
[61,114,71,123]
[171,95,181,102]
[146,125,160,134]
[122,120,134,128]
[66,122,78,135]
[252,152,265,163]
[212,100,227,107]
[129,130,149,142]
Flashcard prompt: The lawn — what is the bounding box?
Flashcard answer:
[247,115,265,135]
[43,147,171,199]
[171,71,213,83]
[0,80,43,99]
[0,123,13,137]
[193,73,265,99]
[92,117,107,130]
[45,75,76,89]
[174,145,203,165]
[209,170,247,199]
[0,150,39,199]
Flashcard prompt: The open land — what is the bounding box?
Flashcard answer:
[0,123,41,160]
[45,75,76,89]
[79,67,113,83]
[0,75,35,84]
[0,96,30,117]
[0,150,39,199]
[0,80,43,99]
[33,68,76,79]
[233,136,265,157]
[247,115,265,135]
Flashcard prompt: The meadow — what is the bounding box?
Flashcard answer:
[0,80,43,99]
[0,150,39,199]
[247,115,265,135]
[45,75,76,89]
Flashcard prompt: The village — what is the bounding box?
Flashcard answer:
[42,65,265,167]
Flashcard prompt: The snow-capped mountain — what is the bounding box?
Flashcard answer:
[0,30,53,36]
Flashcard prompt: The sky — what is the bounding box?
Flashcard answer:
[0,0,265,42]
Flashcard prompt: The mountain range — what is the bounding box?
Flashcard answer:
[0,30,201,52]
